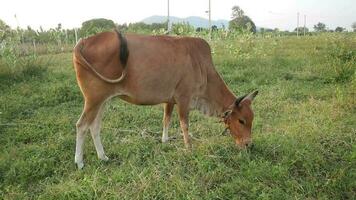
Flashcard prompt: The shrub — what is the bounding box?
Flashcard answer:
[327,39,356,83]
[0,38,48,79]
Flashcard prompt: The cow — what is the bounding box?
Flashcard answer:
[73,30,258,169]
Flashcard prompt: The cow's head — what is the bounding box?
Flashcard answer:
[223,91,258,149]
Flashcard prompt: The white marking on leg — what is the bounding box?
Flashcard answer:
[75,119,87,169]
[90,105,108,161]
[162,125,169,143]
[162,103,173,143]
[90,121,108,161]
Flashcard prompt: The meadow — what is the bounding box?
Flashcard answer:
[0,33,355,199]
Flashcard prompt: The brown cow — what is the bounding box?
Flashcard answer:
[73,31,258,169]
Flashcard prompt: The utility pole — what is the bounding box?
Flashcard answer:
[75,28,78,44]
[167,0,171,33]
[303,15,306,36]
[297,12,299,37]
[14,14,19,28]
[65,29,68,44]
[14,14,23,43]
[209,0,211,36]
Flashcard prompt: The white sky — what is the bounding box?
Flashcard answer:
[1,0,355,31]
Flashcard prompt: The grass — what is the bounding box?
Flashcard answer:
[0,33,355,199]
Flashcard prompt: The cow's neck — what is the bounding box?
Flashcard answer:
[205,73,237,117]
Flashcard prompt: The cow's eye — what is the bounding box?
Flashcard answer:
[238,119,246,125]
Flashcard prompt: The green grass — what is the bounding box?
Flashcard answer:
[0,34,355,199]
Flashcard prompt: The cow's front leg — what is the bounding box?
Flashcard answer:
[162,103,174,143]
[177,99,192,149]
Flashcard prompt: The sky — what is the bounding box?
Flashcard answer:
[1,0,355,31]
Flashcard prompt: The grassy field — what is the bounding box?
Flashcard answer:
[0,33,355,199]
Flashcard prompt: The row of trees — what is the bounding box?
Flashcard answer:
[312,22,352,32]
[229,6,355,34]
[0,19,166,45]
[293,24,349,34]
[1,6,356,45]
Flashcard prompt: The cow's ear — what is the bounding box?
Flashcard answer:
[235,90,258,106]
[244,90,258,102]
[235,94,247,107]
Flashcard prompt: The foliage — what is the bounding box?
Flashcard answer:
[171,22,195,35]
[0,35,49,79]
[0,19,13,41]
[80,18,116,37]
[335,27,345,32]
[352,22,356,32]
[126,22,167,34]
[326,36,356,83]
[314,22,327,32]
[229,6,256,33]
[294,27,309,33]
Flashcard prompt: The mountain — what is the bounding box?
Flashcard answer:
[141,15,229,29]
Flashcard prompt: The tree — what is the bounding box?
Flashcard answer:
[0,19,10,30]
[264,28,274,32]
[171,22,195,35]
[231,6,244,18]
[80,18,116,36]
[313,22,327,32]
[229,6,256,33]
[351,22,356,32]
[335,27,345,32]
[0,19,12,41]
[22,25,39,43]
[211,25,218,32]
[196,27,205,32]
[294,27,309,33]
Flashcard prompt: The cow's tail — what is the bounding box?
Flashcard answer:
[73,31,129,84]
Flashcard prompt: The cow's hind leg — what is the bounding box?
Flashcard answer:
[75,99,105,169]
[75,111,88,169]
[89,103,109,161]
[162,103,174,143]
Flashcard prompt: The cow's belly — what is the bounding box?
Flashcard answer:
[115,58,205,106]
[117,71,179,105]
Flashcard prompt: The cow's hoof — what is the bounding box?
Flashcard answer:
[185,143,192,150]
[76,162,84,169]
[100,155,109,161]
[162,136,169,143]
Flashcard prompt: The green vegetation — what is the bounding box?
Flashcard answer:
[0,29,355,199]
[80,18,116,37]
[229,6,256,33]
[352,22,356,32]
[314,22,327,32]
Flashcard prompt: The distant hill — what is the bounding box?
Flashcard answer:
[141,15,229,29]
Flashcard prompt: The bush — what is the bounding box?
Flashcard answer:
[80,18,116,37]
[0,38,48,79]
[327,39,356,83]
[171,22,195,35]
